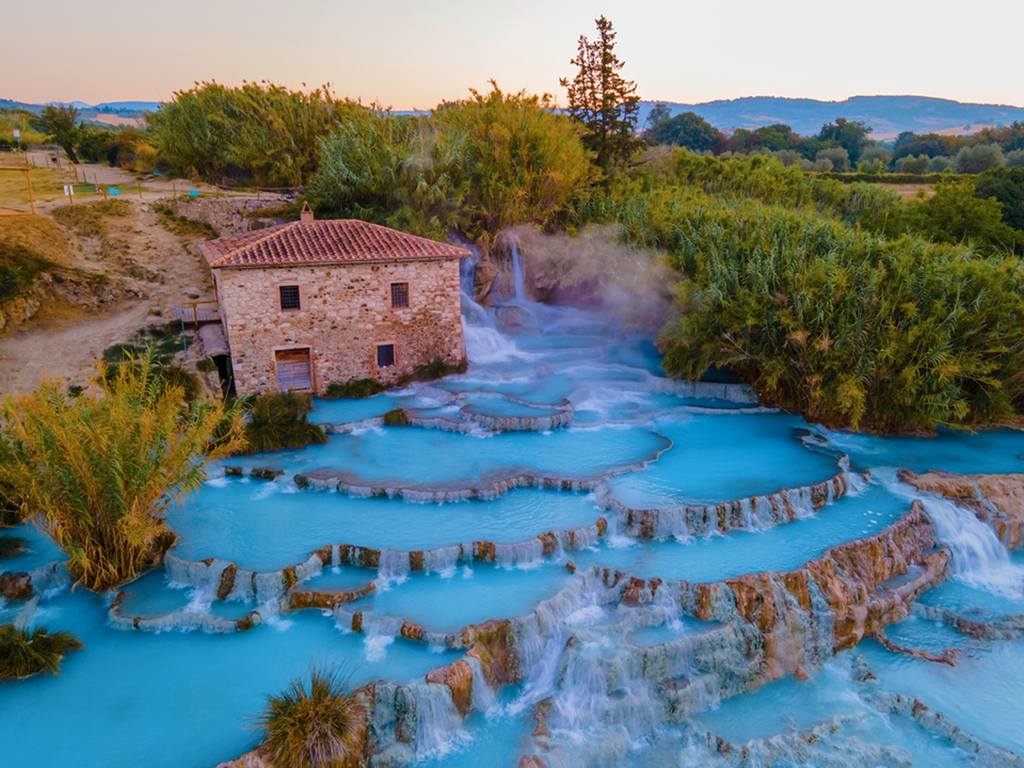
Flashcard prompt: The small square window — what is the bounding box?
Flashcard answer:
[377,344,396,368]
[390,282,409,308]
[279,285,301,311]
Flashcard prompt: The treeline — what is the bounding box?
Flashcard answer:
[308,86,593,241]
[148,81,363,187]
[589,151,1024,431]
[644,107,1024,174]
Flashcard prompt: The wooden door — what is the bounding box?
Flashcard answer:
[275,348,312,391]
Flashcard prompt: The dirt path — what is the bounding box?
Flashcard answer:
[0,200,213,395]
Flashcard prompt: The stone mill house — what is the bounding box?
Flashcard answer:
[199,205,469,395]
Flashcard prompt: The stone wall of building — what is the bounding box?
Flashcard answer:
[215,258,465,395]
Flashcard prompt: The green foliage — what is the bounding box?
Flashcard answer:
[608,151,904,233]
[242,393,328,454]
[645,111,723,153]
[955,143,1005,174]
[39,105,82,162]
[153,203,218,238]
[149,81,364,186]
[816,147,850,173]
[903,181,1021,254]
[77,127,157,173]
[51,199,131,238]
[0,108,46,146]
[404,357,467,383]
[432,86,594,240]
[0,354,246,590]
[101,326,201,401]
[323,378,386,399]
[975,168,1024,231]
[615,183,1024,432]
[310,85,593,241]
[895,155,930,174]
[817,118,872,164]
[0,242,53,302]
[560,15,640,172]
[260,667,363,768]
[0,625,83,681]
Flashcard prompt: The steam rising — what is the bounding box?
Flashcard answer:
[508,224,675,332]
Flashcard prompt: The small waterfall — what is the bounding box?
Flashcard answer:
[422,544,463,576]
[376,550,410,589]
[495,538,546,569]
[510,239,526,302]
[330,544,340,570]
[877,468,1024,597]
[412,683,465,760]
[465,654,497,713]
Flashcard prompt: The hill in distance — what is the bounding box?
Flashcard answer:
[639,95,1024,138]
[5,94,1023,139]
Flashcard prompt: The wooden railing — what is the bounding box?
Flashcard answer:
[175,300,220,326]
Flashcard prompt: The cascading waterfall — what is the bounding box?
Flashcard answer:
[412,683,467,760]
[876,467,1024,597]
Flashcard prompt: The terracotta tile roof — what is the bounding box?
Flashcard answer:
[201,219,470,269]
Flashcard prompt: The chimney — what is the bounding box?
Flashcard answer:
[300,201,314,223]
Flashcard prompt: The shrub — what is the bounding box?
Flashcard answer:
[153,204,218,238]
[401,358,467,384]
[928,156,953,173]
[50,199,130,238]
[975,168,1024,231]
[955,143,1005,174]
[0,625,83,681]
[1006,150,1024,169]
[0,242,54,303]
[382,409,410,426]
[619,186,1024,432]
[259,667,364,768]
[323,378,386,399]
[816,147,850,173]
[0,353,246,590]
[895,155,930,174]
[242,393,328,453]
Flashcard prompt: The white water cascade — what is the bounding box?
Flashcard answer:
[876,467,1024,597]
[458,238,532,365]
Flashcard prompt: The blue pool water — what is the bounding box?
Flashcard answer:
[167,483,604,570]
[4,293,1024,767]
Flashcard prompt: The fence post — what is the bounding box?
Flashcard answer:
[22,168,36,214]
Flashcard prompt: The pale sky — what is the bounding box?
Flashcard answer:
[2,0,1021,108]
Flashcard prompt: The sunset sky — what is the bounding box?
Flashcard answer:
[3,0,1022,108]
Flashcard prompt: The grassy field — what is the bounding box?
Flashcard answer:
[0,167,100,209]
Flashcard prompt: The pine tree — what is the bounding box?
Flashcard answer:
[560,16,640,172]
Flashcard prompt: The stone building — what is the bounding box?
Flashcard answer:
[200,206,469,395]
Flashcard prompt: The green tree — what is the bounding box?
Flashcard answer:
[975,168,1024,230]
[895,154,930,173]
[39,105,82,162]
[560,15,640,172]
[645,103,671,130]
[818,118,872,164]
[816,146,850,172]
[645,112,723,153]
[955,143,1005,174]
[903,180,1020,254]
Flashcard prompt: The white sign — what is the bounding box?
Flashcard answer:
[63,184,74,196]
[12,128,20,141]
